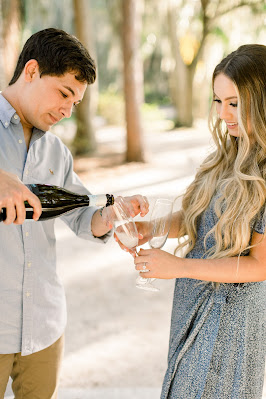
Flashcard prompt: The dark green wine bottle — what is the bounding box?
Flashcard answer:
[0,184,114,222]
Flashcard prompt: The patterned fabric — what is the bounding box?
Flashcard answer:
[161,192,266,399]
[0,94,112,356]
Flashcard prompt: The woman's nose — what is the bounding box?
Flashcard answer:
[219,104,231,120]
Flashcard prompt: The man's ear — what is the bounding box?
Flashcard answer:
[24,59,39,82]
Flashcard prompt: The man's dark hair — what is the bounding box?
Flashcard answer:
[9,28,96,85]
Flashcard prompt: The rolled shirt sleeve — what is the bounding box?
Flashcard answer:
[60,143,113,242]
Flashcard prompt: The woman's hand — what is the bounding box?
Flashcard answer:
[134,248,185,279]
[114,220,151,257]
[114,230,141,257]
[135,221,152,246]
[101,195,150,254]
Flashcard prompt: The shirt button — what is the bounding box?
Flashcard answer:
[25,232,29,237]
[19,139,23,144]
[26,292,31,298]
[27,262,32,268]
[14,114,19,119]
[4,122,8,127]
[25,170,29,175]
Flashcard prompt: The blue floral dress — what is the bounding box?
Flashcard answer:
[161,195,266,399]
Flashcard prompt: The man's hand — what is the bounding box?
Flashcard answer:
[101,195,149,229]
[0,169,42,225]
[119,195,149,218]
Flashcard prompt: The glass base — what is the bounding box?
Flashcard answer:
[136,277,159,292]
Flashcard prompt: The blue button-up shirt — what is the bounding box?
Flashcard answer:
[0,94,111,356]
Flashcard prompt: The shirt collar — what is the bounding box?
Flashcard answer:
[0,93,19,128]
[0,92,46,137]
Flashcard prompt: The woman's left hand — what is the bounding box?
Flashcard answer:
[134,248,184,279]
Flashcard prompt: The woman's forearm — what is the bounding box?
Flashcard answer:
[182,231,266,283]
[136,230,266,283]
[181,255,266,283]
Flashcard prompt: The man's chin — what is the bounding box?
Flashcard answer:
[34,123,50,132]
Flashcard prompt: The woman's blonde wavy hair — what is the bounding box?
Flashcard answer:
[175,44,266,262]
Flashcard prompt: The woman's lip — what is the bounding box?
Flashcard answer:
[226,122,238,129]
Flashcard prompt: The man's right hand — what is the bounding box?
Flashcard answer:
[0,169,42,225]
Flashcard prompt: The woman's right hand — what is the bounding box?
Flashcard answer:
[135,221,152,246]
[114,220,152,257]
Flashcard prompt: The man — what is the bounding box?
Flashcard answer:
[0,28,148,398]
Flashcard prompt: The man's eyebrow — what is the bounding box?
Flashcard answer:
[63,85,75,96]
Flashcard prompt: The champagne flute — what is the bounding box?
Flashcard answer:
[113,199,139,257]
[113,200,158,292]
[136,198,173,292]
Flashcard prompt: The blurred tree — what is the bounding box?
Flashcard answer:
[23,0,98,155]
[72,0,98,155]
[142,0,170,105]
[0,1,4,88]
[121,0,145,162]
[0,0,23,89]
[167,0,265,127]
[23,0,73,35]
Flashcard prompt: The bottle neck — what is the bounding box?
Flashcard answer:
[87,194,114,207]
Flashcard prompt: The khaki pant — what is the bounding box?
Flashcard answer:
[0,335,64,399]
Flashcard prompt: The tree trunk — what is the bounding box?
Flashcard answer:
[0,0,22,89]
[121,0,145,162]
[0,2,5,90]
[72,0,97,155]
[167,5,194,127]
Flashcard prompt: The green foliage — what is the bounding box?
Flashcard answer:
[144,91,172,106]
[97,90,125,125]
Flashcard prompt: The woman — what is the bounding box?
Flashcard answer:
[135,44,266,398]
